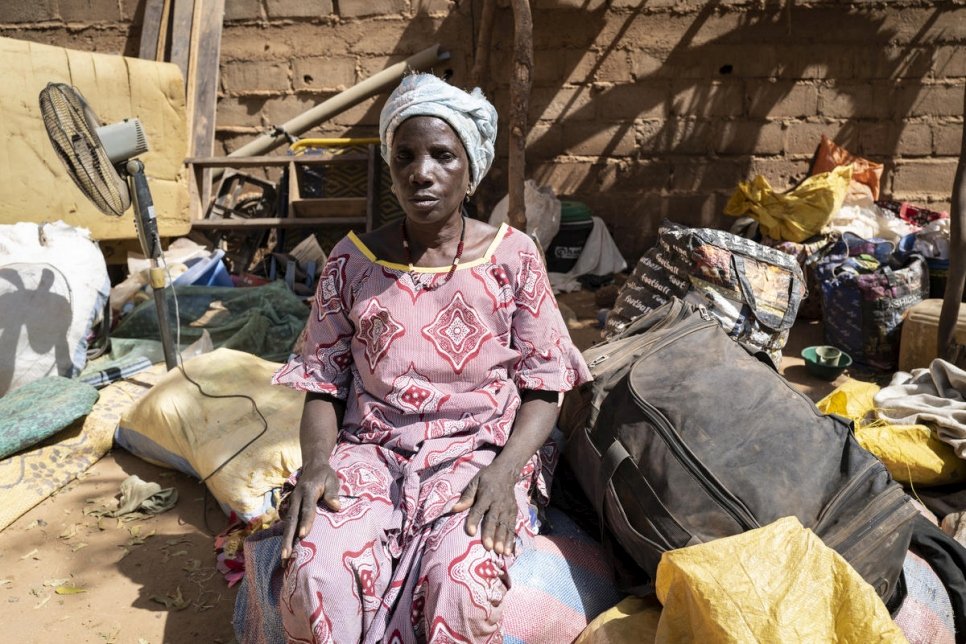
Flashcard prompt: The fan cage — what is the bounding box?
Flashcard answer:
[39,82,130,217]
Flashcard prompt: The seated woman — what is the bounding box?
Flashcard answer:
[272,73,591,643]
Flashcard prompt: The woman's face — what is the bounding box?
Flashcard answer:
[388,116,470,225]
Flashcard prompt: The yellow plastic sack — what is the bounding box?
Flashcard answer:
[574,596,662,644]
[655,516,905,643]
[117,348,305,520]
[817,379,966,487]
[724,165,852,242]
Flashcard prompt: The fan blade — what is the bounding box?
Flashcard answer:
[38,82,131,217]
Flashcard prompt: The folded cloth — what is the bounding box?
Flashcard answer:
[875,359,966,458]
[107,474,178,517]
[0,375,98,460]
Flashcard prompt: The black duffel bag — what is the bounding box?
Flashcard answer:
[560,297,918,604]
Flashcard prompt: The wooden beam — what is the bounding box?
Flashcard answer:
[186,0,226,219]
[155,0,173,62]
[470,0,496,89]
[939,84,966,364]
[138,0,167,60]
[168,0,194,80]
[507,0,533,234]
[191,216,367,230]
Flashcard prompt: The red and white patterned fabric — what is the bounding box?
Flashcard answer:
[272,223,591,643]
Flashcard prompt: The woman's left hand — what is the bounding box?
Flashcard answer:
[451,464,519,555]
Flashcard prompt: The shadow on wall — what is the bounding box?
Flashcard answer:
[194,0,958,260]
[507,1,953,259]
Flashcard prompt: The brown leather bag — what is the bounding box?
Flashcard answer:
[560,298,917,604]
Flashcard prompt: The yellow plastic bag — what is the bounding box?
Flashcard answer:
[117,348,305,520]
[574,596,662,644]
[725,165,852,242]
[817,379,966,487]
[575,517,905,643]
[655,516,905,643]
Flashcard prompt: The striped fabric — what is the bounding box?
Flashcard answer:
[502,510,623,643]
[233,508,622,644]
[894,551,956,644]
[233,512,951,643]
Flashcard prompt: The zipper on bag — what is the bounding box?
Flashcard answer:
[823,485,914,554]
[586,311,710,375]
[631,390,760,532]
[812,460,878,535]
[587,301,695,371]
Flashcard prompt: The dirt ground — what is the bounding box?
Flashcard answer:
[0,289,845,643]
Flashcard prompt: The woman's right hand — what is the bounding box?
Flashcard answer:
[280,462,342,560]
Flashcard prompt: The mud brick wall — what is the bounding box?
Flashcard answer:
[4,0,964,259]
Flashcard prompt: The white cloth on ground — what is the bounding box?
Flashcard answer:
[548,216,627,293]
[488,179,561,251]
[874,358,966,458]
[0,221,109,395]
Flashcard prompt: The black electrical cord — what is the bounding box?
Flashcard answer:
[163,259,271,535]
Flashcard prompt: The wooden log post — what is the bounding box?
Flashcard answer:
[507,0,532,234]
[470,0,496,89]
[939,84,966,364]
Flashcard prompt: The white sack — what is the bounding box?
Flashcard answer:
[0,221,109,394]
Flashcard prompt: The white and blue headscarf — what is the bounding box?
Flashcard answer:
[379,73,498,195]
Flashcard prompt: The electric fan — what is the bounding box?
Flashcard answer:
[39,82,177,370]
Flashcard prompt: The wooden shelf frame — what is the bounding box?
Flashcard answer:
[185,145,379,232]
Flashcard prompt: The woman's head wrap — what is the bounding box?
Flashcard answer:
[379,73,498,195]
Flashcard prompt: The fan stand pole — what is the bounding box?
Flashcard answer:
[126,159,179,371]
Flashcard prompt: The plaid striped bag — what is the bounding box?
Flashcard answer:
[815,232,929,370]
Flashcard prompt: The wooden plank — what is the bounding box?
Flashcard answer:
[168,0,194,80]
[185,0,204,140]
[191,216,367,230]
[186,0,226,218]
[155,0,173,62]
[365,144,377,231]
[188,0,226,146]
[287,159,300,218]
[185,155,368,168]
[138,0,167,60]
[290,197,368,219]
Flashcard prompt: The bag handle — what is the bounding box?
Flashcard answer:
[730,253,758,312]
[730,254,803,332]
[611,298,684,341]
[596,439,632,521]
[881,266,898,289]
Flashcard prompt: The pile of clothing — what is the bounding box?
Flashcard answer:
[727,135,946,370]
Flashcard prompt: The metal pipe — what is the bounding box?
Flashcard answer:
[128,159,177,371]
[226,44,448,161]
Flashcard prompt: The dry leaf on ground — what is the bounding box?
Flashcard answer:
[150,587,188,611]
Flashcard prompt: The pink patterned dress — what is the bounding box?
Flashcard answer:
[272,223,591,643]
